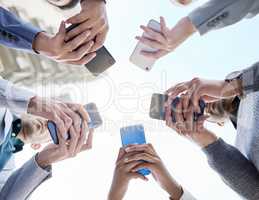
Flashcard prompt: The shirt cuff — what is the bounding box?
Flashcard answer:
[180,188,196,200]
[0,78,36,115]
[188,11,207,35]
[20,23,42,51]
[202,138,224,156]
[241,62,259,96]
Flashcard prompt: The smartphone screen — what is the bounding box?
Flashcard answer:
[130,19,161,71]
[120,125,151,176]
[48,103,103,144]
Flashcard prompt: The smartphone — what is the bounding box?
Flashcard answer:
[66,24,116,76]
[130,19,161,71]
[120,125,151,176]
[149,93,206,122]
[47,103,103,144]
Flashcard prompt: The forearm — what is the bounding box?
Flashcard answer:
[108,181,128,200]
[188,0,254,35]
[203,138,259,200]
[0,155,52,200]
[172,16,197,47]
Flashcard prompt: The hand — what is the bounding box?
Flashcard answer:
[36,125,94,168]
[66,0,109,52]
[135,16,196,60]
[108,148,147,200]
[165,96,218,147]
[124,144,183,199]
[27,96,90,142]
[33,21,96,65]
[166,78,242,113]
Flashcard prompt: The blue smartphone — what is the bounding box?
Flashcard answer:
[47,103,103,144]
[120,124,151,176]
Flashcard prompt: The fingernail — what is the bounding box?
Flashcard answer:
[125,147,131,152]
[124,158,129,162]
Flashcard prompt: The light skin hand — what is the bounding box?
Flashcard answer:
[166,78,242,113]
[36,125,91,168]
[136,16,196,59]
[27,96,90,146]
[66,0,109,52]
[165,97,218,148]
[108,148,147,200]
[33,21,96,65]
[124,144,183,200]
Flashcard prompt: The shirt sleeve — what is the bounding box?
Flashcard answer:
[0,78,36,116]
[188,0,255,35]
[0,155,52,200]
[241,62,259,96]
[203,138,259,200]
[180,189,196,200]
[0,7,42,52]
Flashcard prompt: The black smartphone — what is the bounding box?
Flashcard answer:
[149,93,206,122]
[66,24,116,76]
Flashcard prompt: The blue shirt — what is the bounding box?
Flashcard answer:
[0,7,42,51]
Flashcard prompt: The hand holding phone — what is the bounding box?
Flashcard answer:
[66,24,116,76]
[48,103,103,144]
[149,93,206,122]
[120,125,151,176]
[130,20,161,71]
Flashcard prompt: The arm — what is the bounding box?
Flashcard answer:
[0,7,42,51]
[165,98,259,200]
[0,7,95,65]
[188,0,256,35]
[203,137,259,200]
[136,0,256,60]
[0,155,52,200]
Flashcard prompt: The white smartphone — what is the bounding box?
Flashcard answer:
[130,19,161,71]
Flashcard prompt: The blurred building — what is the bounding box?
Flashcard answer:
[0,4,95,88]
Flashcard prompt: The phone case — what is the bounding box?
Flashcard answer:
[66,24,116,76]
[48,103,103,144]
[130,19,161,71]
[120,125,151,176]
[149,93,206,122]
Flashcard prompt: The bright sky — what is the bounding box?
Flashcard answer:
[5,0,259,199]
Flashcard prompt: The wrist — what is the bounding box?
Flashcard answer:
[190,129,218,148]
[33,32,52,56]
[27,96,39,115]
[36,152,51,169]
[180,17,197,36]
[168,184,183,200]
[108,178,129,200]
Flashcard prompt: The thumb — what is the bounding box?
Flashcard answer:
[55,21,66,42]
[131,173,149,181]
[192,91,201,113]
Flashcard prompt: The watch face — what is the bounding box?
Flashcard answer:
[226,71,243,81]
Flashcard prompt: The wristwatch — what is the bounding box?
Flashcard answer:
[225,71,243,96]
[225,71,243,83]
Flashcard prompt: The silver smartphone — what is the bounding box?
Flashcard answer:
[130,19,161,71]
